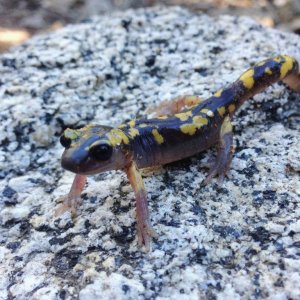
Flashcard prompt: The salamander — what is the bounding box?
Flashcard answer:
[58,55,300,251]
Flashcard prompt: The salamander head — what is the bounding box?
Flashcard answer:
[60,125,130,175]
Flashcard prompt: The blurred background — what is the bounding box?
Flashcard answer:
[0,0,299,53]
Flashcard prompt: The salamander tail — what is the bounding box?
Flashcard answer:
[238,54,300,96]
[229,55,300,114]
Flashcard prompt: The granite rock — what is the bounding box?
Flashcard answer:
[0,6,300,300]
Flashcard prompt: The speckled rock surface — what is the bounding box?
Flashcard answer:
[0,6,300,300]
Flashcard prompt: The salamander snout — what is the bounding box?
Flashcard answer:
[61,147,89,174]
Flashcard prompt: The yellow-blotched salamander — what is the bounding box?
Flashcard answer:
[58,55,300,251]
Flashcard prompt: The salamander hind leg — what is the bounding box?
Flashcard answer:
[283,70,300,92]
[55,174,87,217]
[147,95,203,117]
[204,116,234,185]
[125,162,158,252]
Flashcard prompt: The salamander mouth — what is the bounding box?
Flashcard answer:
[61,158,104,175]
[61,157,81,174]
[61,149,113,175]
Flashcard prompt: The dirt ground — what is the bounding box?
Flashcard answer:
[0,0,299,53]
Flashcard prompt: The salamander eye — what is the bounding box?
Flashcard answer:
[60,135,72,148]
[90,144,113,161]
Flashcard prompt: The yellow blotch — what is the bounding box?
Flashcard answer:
[264,67,272,75]
[139,123,148,128]
[64,128,80,140]
[128,120,136,127]
[180,124,197,135]
[256,60,266,67]
[217,106,226,117]
[201,109,214,117]
[85,139,110,151]
[280,56,294,79]
[157,115,168,119]
[79,124,94,131]
[239,68,255,89]
[118,124,127,129]
[86,140,100,150]
[107,128,129,146]
[180,116,208,136]
[220,116,233,136]
[193,116,208,126]
[152,129,164,144]
[175,111,192,121]
[228,104,235,114]
[200,109,209,113]
[214,89,223,97]
[81,133,90,140]
[273,56,283,63]
[129,127,139,138]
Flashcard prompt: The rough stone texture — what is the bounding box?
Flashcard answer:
[0,6,300,300]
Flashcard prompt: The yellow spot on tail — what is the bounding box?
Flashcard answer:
[264,67,272,75]
[107,128,129,146]
[152,129,164,144]
[214,89,223,97]
[180,124,197,135]
[118,124,126,129]
[239,68,255,89]
[217,106,226,117]
[128,120,136,127]
[175,111,193,121]
[129,127,139,138]
[201,109,214,117]
[280,56,294,79]
[273,56,283,63]
[228,104,235,114]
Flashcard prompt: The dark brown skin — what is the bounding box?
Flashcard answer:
[58,55,300,251]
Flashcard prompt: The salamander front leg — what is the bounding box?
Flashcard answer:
[55,174,87,217]
[204,116,234,184]
[125,162,157,251]
[147,95,203,117]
